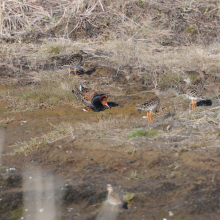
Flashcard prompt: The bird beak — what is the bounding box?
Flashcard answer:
[105,103,110,108]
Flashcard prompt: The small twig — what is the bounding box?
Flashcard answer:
[68,20,79,36]
[48,135,74,144]
[127,27,143,41]
[86,19,99,28]
[207,106,220,111]
[69,125,75,140]
[82,2,98,16]
[206,117,219,125]
[0,0,2,35]
[125,90,157,97]
[98,0,104,12]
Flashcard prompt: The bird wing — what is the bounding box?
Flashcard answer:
[63,54,82,67]
[138,96,159,109]
[73,84,97,106]
[80,85,98,101]
[186,85,203,98]
[144,96,159,106]
[192,77,204,90]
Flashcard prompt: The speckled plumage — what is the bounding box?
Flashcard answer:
[191,71,206,91]
[135,90,160,112]
[184,77,203,100]
[73,84,97,107]
[135,90,160,123]
[62,50,84,68]
[184,77,203,110]
[185,85,203,100]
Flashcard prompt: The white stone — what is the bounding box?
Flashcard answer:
[169,211,174,216]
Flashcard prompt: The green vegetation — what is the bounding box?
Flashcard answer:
[159,74,179,87]
[133,15,137,21]
[125,170,141,181]
[46,44,65,54]
[189,75,196,81]
[123,192,135,203]
[127,129,158,138]
[186,26,196,33]
[10,208,23,219]
[0,72,75,110]
[104,17,108,26]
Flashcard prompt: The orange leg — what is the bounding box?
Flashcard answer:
[147,111,152,123]
[85,106,91,111]
[74,67,82,78]
[194,100,197,110]
[192,100,196,111]
[83,104,91,111]
[191,100,194,110]
[69,68,71,78]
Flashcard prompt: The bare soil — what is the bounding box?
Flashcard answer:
[1,1,220,220]
[1,65,220,220]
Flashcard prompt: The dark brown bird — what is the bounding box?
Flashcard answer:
[72,84,109,112]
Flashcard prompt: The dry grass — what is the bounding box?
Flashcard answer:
[1,0,91,37]
[2,2,220,219]
[96,41,220,76]
[1,0,220,80]
[8,115,146,155]
[3,39,220,85]
[6,91,220,156]
[9,121,75,156]
[72,115,146,131]
[0,117,15,124]
[0,70,79,110]
[2,0,220,157]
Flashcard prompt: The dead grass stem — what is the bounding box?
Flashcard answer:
[9,121,75,156]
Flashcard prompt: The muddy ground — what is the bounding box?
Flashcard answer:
[1,0,220,220]
[1,64,220,220]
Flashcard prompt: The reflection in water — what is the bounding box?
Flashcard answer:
[0,128,5,164]
[95,201,119,220]
[23,166,60,220]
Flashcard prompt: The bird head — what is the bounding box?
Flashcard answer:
[183,77,191,84]
[107,184,113,192]
[78,50,87,55]
[201,70,209,80]
[153,89,160,97]
[100,95,109,108]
